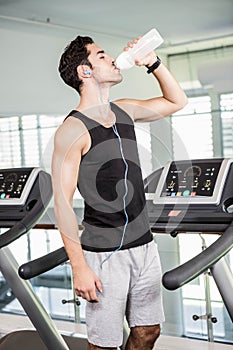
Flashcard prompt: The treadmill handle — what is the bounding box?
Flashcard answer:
[19,247,68,279]
[162,220,233,290]
[0,222,27,249]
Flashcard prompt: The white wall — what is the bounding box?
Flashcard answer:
[1,17,232,117]
[0,18,163,116]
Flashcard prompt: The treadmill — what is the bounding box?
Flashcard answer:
[144,157,233,340]
[4,159,233,347]
[0,167,87,350]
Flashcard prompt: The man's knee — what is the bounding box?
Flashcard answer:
[130,324,161,348]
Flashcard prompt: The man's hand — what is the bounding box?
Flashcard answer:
[124,36,157,67]
[73,264,102,303]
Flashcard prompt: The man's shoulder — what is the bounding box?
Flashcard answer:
[54,115,89,151]
[57,114,88,134]
[112,100,135,123]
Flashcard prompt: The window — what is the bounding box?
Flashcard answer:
[0,114,152,172]
[171,96,213,160]
[135,122,152,177]
[0,114,64,168]
[179,234,233,343]
[0,117,21,168]
[220,93,233,158]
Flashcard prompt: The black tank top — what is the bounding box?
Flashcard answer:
[66,102,152,252]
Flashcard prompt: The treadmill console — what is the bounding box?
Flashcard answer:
[153,158,232,205]
[0,167,52,245]
[0,168,41,206]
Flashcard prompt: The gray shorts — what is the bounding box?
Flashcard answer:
[84,240,165,348]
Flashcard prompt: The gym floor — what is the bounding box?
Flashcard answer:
[0,314,232,350]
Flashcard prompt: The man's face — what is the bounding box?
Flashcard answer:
[87,43,123,86]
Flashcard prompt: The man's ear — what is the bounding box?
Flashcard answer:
[77,65,92,78]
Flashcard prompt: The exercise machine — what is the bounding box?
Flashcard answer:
[144,158,233,340]
[0,167,87,350]
[9,158,233,347]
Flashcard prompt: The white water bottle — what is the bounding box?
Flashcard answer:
[115,28,164,70]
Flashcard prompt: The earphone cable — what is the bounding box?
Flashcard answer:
[100,123,129,268]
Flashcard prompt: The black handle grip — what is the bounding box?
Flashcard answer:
[162,220,233,290]
[19,247,68,279]
[0,222,27,249]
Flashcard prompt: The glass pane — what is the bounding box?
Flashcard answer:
[135,122,152,177]
[220,93,233,158]
[23,129,39,166]
[40,127,56,154]
[1,229,77,321]
[22,115,38,129]
[179,234,233,343]
[39,115,64,128]
[0,118,21,168]
[172,96,213,159]
[0,116,19,132]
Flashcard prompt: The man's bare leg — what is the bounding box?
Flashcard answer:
[125,325,161,350]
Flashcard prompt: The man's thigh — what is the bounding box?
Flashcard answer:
[84,250,130,348]
[126,241,165,327]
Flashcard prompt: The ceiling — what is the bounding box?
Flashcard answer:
[0,0,233,53]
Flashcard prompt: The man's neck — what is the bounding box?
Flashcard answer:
[75,95,116,127]
[81,80,111,104]
[76,83,112,118]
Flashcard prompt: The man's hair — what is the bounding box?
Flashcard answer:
[58,35,94,94]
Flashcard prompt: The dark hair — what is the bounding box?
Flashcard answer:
[58,35,94,94]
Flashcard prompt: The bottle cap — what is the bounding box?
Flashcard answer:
[115,52,134,70]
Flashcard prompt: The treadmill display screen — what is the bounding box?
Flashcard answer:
[160,160,222,198]
[0,169,33,199]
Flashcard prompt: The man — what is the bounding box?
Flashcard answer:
[52,34,187,350]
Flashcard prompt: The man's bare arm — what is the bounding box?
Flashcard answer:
[52,119,102,302]
[115,42,188,122]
